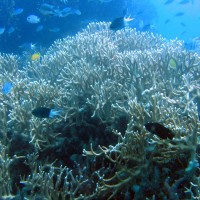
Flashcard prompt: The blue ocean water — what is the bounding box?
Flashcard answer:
[0,0,199,54]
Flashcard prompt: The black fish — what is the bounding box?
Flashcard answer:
[145,122,174,140]
[32,107,52,118]
[110,17,125,31]
[110,9,127,31]
[32,107,61,118]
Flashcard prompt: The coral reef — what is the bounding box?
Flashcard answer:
[0,22,199,199]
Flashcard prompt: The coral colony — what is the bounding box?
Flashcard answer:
[0,22,199,199]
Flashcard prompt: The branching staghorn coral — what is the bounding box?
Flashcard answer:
[0,53,23,140]
[0,22,199,199]
[20,152,102,200]
[43,23,197,127]
[0,142,13,196]
[0,53,20,79]
[84,96,199,199]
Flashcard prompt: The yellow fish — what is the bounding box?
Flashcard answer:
[31,52,41,61]
[168,58,177,69]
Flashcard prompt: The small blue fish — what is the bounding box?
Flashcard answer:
[12,8,24,16]
[7,26,15,34]
[49,27,60,32]
[0,27,5,35]
[39,3,57,16]
[55,7,81,17]
[36,25,44,32]
[2,82,13,94]
[27,15,40,24]
[57,7,71,17]
[70,8,81,15]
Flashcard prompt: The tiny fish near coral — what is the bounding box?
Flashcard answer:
[32,107,62,118]
[2,82,13,94]
[110,9,133,31]
[110,16,133,31]
[110,17,125,30]
[168,58,177,69]
[145,122,175,140]
[31,52,41,61]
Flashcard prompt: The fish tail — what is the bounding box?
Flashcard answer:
[49,109,62,118]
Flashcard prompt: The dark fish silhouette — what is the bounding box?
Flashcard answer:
[175,12,185,17]
[180,22,186,27]
[165,19,170,24]
[145,122,175,140]
[110,9,130,31]
[164,0,174,5]
[110,17,125,31]
[32,107,61,118]
[179,0,190,4]
[181,31,186,35]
